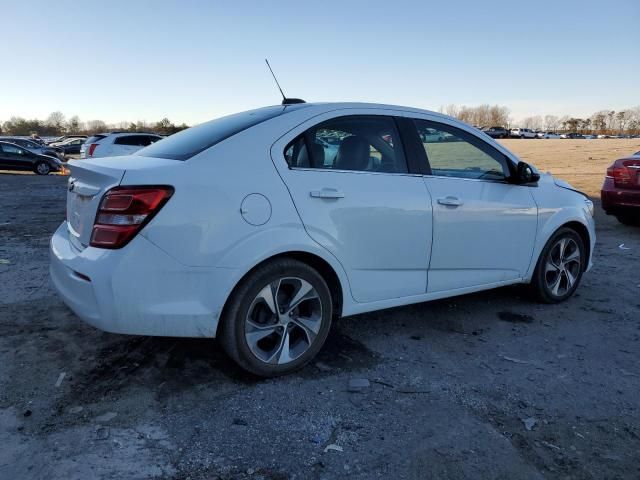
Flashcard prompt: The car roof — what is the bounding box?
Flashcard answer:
[100,131,161,136]
[273,101,509,135]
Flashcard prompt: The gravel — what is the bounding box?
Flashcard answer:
[1,172,639,479]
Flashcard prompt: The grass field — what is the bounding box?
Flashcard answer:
[499,138,640,196]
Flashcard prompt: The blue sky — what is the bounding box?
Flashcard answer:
[1,0,638,125]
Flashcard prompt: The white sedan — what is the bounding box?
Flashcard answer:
[544,132,562,139]
[51,102,595,377]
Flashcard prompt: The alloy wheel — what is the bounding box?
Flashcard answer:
[244,277,322,365]
[36,163,50,175]
[544,237,581,297]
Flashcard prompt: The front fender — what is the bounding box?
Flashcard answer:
[524,204,595,281]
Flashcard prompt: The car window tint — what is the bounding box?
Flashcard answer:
[115,135,139,146]
[144,135,161,146]
[414,119,507,181]
[285,115,407,173]
[138,105,309,160]
[1,143,23,155]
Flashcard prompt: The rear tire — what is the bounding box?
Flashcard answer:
[219,258,333,377]
[530,228,585,303]
[34,162,51,175]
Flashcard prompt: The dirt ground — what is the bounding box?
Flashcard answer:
[499,138,640,196]
[0,139,639,479]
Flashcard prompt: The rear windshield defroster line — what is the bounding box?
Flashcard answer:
[136,104,309,160]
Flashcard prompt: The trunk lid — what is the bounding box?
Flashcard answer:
[66,155,183,250]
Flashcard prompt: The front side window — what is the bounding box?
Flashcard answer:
[285,115,407,173]
[1,144,24,155]
[414,119,507,181]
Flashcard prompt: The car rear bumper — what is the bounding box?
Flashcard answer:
[601,178,640,213]
[50,223,237,337]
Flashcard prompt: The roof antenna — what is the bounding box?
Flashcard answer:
[264,59,305,105]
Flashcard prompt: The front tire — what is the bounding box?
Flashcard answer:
[34,161,51,175]
[530,228,585,303]
[219,258,333,377]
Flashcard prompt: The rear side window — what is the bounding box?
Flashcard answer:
[137,105,302,160]
[285,115,407,174]
[114,135,161,147]
[1,143,23,154]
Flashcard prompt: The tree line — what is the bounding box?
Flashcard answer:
[3,106,640,137]
[0,112,189,137]
[439,104,640,135]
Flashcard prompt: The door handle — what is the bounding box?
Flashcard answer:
[437,196,463,207]
[310,189,345,199]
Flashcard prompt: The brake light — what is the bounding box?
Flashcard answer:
[90,186,174,249]
[88,143,99,157]
[607,162,632,187]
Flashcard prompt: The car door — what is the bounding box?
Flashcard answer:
[272,113,433,303]
[71,139,83,153]
[0,144,11,168]
[412,118,538,293]
[0,143,32,170]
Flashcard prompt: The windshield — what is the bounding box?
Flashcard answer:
[137,104,308,160]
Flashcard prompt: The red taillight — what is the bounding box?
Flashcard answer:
[90,186,174,249]
[607,162,632,187]
[88,143,98,157]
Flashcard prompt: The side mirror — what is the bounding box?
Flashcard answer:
[514,161,540,184]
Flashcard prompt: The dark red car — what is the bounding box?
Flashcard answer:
[601,151,640,225]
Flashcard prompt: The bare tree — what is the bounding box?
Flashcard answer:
[615,111,629,134]
[85,119,107,133]
[544,115,559,132]
[606,111,616,133]
[442,104,509,127]
[445,104,459,118]
[66,115,82,134]
[558,116,569,132]
[522,116,542,130]
[46,111,66,133]
[591,111,608,134]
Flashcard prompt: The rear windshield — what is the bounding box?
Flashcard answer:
[85,135,106,144]
[137,105,308,160]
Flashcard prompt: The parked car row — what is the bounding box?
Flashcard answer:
[479,127,640,140]
[46,135,88,145]
[80,132,163,159]
[0,136,65,160]
[0,132,165,174]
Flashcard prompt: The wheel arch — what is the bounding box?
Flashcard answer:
[217,250,345,336]
[526,213,594,281]
[561,220,591,271]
